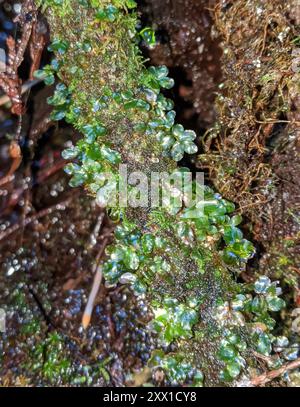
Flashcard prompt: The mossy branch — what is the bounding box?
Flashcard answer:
[38,0,287,386]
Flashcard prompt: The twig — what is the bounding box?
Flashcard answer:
[82,265,103,330]
[0,174,15,187]
[260,14,271,57]
[252,350,274,365]
[0,79,42,107]
[13,0,37,70]
[5,140,22,179]
[29,19,48,80]
[0,158,70,215]
[251,357,300,386]
[255,119,300,125]
[82,234,109,329]
[87,213,105,250]
[0,196,73,242]
[0,37,23,115]
[0,1,37,114]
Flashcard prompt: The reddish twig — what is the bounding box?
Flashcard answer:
[0,79,42,107]
[29,19,48,80]
[0,0,38,113]
[0,141,23,188]
[0,0,39,157]
[0,196,73,242]
[13,1,38,70]
[0,37,24,115]
[0,158,69,215]
[82,224,110,330]
[251,357,300,386]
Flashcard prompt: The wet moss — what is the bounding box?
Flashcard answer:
[34,0,289,386]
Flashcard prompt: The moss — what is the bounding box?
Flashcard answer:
[36,0,288,386]
[198,0,300,278]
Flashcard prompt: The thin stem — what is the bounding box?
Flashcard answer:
[251,357,300,386]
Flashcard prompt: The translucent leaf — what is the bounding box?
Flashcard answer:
[254,276,271,294]
[62,146,79,159]
[171,142,184,161]
[183,141,198,154]
[161,135,175,150]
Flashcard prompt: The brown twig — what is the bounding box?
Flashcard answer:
[13,1,37,69]
[0,37,24,116]
[0,196,73,242]
[0,79,42,107]
[0,157,69,215]
[0,174,14,187]
[29,18,48,80]
[250,357,300,386]
[82,265,103,330]
[7,140,22,175]
[82,226,110,329]
[0,1,38,113]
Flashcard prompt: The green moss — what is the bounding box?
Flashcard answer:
[31,332,72,384]
[39,0,286,386]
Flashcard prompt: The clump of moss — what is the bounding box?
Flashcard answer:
[199,0,299,204]
[194,1,300,384]
[198,0,300,280]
